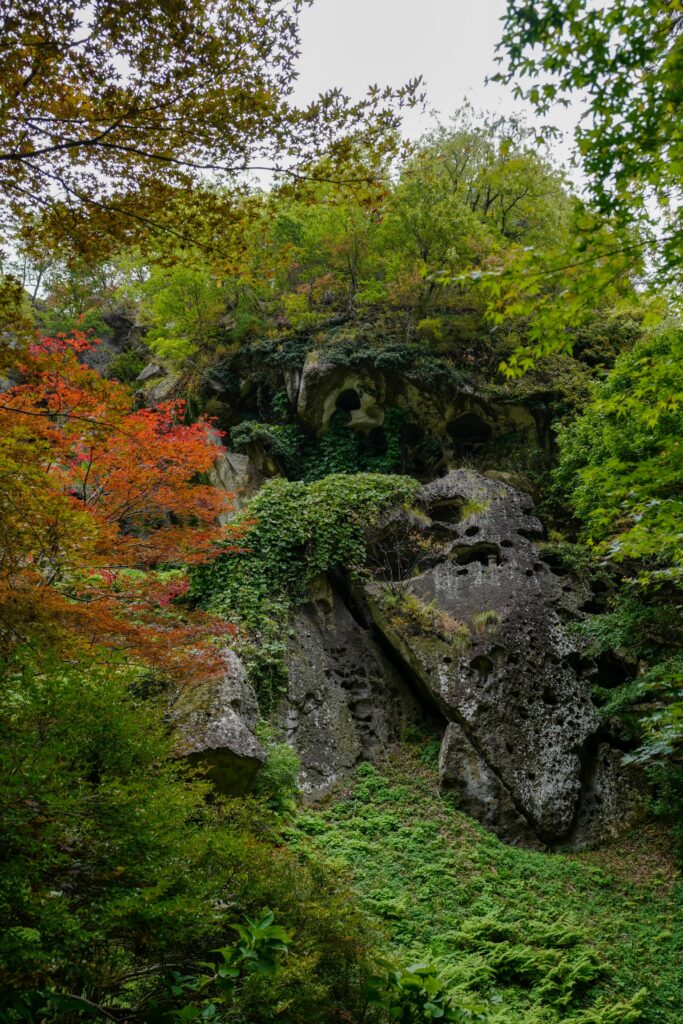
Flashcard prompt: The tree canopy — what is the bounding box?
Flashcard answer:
[0,330,239,680]
[0,0,422,259]
[496,0,683,284]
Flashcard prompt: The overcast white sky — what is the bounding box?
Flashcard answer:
[292,0,583,172]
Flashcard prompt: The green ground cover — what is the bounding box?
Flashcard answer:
[288,744,682,1024]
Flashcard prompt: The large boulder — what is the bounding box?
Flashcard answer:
[362,470,641,848]
[278,579,425,796]
[169,650,265,794]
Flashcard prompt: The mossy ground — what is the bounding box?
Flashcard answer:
[287,743,682,1024]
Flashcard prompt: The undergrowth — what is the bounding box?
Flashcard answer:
[287,746,681,1024]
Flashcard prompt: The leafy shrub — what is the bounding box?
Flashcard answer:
[193,473,418,617]
[555,323,683,587]
[108,348,147,382]
[0,649,385,1023]
[367,960,485,1022]
[254,725,301,814]
[230,407,409,482]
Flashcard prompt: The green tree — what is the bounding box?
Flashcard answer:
[555,322,683,584]
[0,0,422,259]
[481,1,682,372]
[495,0,682,282]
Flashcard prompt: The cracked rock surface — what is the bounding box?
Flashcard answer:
[361,470,642,848]
[279,582,425,796]
[169,650,266,795]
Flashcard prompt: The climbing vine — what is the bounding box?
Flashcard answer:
[191,473,419,708]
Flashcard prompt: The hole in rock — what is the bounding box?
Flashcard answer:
[565,651,594,675]
[429,498,464,524]
[452,542,501,567]
[542,687,559,706]
[542,551,572,575]
[465,525,480,537]
[447,413,493,456]
[336,388,361,412]
[470,655,494,675]
[501,539,514,548]
[593,650,637,690]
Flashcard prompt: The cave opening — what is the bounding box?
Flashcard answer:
[447,413,493,456]
[451,542,502,567]
[336,388,361,412]
[429,498,465,524]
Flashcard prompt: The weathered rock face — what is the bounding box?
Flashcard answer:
[278,581,426,796]
[169,651,265,794]
[361,470,640,848]
[286,352,539,463]
[207,435,265,523]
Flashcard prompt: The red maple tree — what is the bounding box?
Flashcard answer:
[0,332,241,681]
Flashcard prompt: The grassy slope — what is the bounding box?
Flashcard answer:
[287,742,682,1024]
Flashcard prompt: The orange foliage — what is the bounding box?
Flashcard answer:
[0,332,240,681]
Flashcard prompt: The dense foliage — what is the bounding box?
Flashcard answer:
[1,5,682,1022]
[0,330,238,682]
[0,0,421,258]
[0,648,390,1023]
[496,0,682,286]
[291,749,680,1024]
[554,324,683,859]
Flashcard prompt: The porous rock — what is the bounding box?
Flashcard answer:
[207,432,265,522]
[169,650,265,794]
[279,582,425,796]
[363,469,641,847]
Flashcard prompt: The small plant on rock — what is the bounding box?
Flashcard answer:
[471,609,500,635]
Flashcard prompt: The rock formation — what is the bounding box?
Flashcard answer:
[169,650,265,794]
[279,578,425,796]
[360,470,642,847]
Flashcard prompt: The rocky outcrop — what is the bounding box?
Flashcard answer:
[135,361,182,406]
[287,351,539,465]
[278,579,426,796]
[208,435,265,522]
[169,650,265,794]
[360,470,641,848]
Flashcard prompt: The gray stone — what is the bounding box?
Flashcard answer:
[571,743,645,848]
[207,432,266,523]
[363,469,640,847]
[279,582,425,796]
[170,650,265,794]
[136,373,181,407]
[137,361,166,382]
[439,722,543,848]
[291,352,539,457]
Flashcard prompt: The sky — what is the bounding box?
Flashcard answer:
[292,0,583,172]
